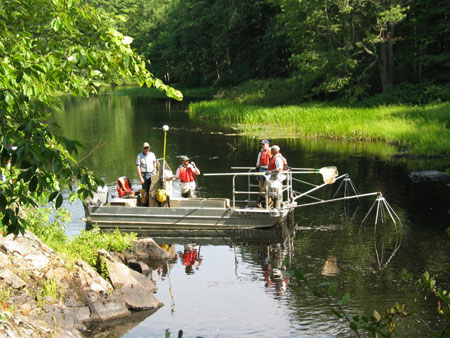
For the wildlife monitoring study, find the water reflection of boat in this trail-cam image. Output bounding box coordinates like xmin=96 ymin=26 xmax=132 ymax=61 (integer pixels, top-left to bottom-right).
xmin=149 ymin=220 xmax=297 ymax=247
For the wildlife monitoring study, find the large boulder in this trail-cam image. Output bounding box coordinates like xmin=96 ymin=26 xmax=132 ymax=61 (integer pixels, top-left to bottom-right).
xmin=131 ymin=238 xmax=172 ymax=260
xmin=99 ymin=250 xmax=162 ymax=311
xmin=408 ymin=170 xmax=450 ymax=183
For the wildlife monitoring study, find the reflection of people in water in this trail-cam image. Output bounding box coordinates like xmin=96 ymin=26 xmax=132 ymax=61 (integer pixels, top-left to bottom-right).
xmin=262 ymin=244 xmax=290 ymax=296
xmin=149 ymin=244 xmax=177 ymax=285
xmin=179 ymin=244 xmax=203 ymax=274
xmin=322 ymin=255 xmax=339 ymax=276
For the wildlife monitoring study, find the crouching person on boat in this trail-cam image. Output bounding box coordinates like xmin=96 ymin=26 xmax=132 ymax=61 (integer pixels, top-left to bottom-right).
xmin=136 ymin=142 xmax=157 ymax=205
xmin=264 ymin=145 xmax=288 ymax=209
xmin=175 ymin=156 xmax=200 ymax=198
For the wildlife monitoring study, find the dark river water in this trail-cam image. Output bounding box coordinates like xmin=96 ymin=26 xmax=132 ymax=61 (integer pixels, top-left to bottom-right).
xmin=54 ymin=90 xmax=450 ymax=337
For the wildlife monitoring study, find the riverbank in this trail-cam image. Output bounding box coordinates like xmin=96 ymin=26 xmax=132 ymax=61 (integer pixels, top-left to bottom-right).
xmin=0 ymin=228 xmax=174 ymax=337
xmin=189 ymin=100 xmax=450 ymax=157
xmin=110 ymin=84 xmax=450 ymax=157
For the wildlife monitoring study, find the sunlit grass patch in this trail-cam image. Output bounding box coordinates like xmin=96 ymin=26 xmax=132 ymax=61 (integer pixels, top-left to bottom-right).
xmin=189 ymin=100 xmax=450 ymax=156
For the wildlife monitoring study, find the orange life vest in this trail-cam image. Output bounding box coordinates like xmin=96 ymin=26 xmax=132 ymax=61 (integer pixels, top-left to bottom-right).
xmin=117 ymin=176 xmax=133 ymax=197
xmin=268 ymin=154 xmax=287 ymax=171
xmin=259 ymin=150 xmax=270 ymax=167
xmin=183 ymin=249 xmax=198 ymax=266
xmin=178 ymin=166 xmax=195 ymax=183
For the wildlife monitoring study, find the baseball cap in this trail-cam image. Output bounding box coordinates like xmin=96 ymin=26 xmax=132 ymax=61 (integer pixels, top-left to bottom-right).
xmin=261 ymin=139 xmax=269 ymax=144
xmin=143 ymin=142 xmax=150 ymax=148
xmin=271 ymin=145 xmax=280 ymax=151
xmin=181 ymin=156 xmax=190 ymax=161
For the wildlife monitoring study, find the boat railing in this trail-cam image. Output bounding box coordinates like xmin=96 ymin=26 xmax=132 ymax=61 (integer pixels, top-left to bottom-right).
xmin=205 ymin=168 xmax=295 ymax=210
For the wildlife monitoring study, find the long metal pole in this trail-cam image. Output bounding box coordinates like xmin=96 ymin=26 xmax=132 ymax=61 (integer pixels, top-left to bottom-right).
xmin=292 ymin=173 xmax=347 ymax=201
xmin=162 ymin=125 xmax=169 ymax=187
xmin=294 ymin=192 xmax=380 ymax=208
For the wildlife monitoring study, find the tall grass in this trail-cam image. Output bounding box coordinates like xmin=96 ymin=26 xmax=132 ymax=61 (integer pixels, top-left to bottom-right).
xmin=189 ymin=100 xmax=450 ymax=156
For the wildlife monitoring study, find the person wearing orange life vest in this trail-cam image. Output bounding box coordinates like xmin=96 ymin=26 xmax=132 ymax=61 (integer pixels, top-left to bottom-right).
xmin=175 ymin=156 xmax=201 ymax=198
xmin=265 ymin=145 xmax=288 ymax=209
xmin=267 ymin=145 xmax=287 ymax=174
xmin=256 ymin=139 xmax=270 ymax=205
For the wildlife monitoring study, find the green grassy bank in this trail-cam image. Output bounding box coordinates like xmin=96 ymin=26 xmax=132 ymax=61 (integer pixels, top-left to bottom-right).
xmin=189 ymin=100 xmax=450 ymax=156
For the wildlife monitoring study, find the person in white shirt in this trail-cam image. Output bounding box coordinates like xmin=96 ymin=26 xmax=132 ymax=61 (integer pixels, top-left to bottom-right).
xmin=136 ymin=142 xmax=157 ymax=195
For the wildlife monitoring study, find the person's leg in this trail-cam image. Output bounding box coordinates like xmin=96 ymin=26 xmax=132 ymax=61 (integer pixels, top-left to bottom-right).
xmin=188 ymin=187 xmax=196 ymax=198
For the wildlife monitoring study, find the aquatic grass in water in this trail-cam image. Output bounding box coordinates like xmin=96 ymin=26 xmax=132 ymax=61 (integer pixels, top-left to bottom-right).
xmin=189 ymin=101 xmax=450 ymax=155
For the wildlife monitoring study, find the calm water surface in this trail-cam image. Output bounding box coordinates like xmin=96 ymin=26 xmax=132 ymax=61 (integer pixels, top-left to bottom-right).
xmin=54 ymin=91 xmax=450 ymax=337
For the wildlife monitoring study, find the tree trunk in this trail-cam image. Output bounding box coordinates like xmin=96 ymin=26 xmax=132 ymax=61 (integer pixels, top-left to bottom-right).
xmin=378 ymin=23 xmax=395 ymax=93
xmin=378 ymin=43 xmax=391 ymax=92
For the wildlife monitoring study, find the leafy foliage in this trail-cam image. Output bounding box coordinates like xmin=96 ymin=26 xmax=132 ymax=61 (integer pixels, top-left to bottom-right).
xmin=92 ymin=0 xmax=450 ymax=100
xmin=0 ymin=0 xmax=181 ymax=235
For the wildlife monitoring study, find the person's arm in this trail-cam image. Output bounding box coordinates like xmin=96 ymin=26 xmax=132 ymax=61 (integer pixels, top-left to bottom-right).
xmin=189 ymin=162 xmax=200 ymax=175
xmin=256 ymin=152 xmax=261 ymax=168
xmin=136 ymin=155 xmax=144 ymax=184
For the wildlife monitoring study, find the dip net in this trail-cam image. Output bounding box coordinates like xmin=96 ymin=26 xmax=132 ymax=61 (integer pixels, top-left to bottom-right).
xmin=319 ymin=166 xmax=339 ymax=184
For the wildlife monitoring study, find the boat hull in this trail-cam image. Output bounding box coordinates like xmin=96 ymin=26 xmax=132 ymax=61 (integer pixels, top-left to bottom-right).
xmin=85 ymin=205 xmax=290 ymax=231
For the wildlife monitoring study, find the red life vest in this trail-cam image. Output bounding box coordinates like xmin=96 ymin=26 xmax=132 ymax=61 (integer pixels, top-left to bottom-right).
xmin=259 ymin=150 xmax=270 ymax=167
xmin=178 ymin=166 xmax=195 ymax=183
xmin=183 ymin=249 xmax=198 ymax=266
xmin=117 ymin=176 xmax=133 ymax=197
xmin=268 ymin=154 xmax=287 ymax=171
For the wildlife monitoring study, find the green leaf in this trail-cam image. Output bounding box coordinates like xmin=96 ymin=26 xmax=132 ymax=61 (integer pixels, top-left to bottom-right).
xmin=350 ymin=321 xmax=359 ymax=331
xmin=340 ymin=292 xmax=350 ymax=306
xmin=18 ymin=169 xmax=34 ymax=183
xmin=29 ymin=175 xmax=38 ymax=192
xmin=51 ymin=17 xmax=62 ymax=32
xmin=48 ymin=191 xmax=59 ymax=202
xmin=331 ymin=308 xmax=343 ymax=318
xmin=16 ymin=71 xmax=24 ymax=84
xmin=328 ymin=280 xmax=338 ymax=297
xmin=373 ymin=310 xmax=381 ymax=322
xmin=55 ymin=194 xmax=63 ymax=209
xmin=0 ymin=194 xmax=7 ymax=209
xmin=4 ymin=92 xmax=14 ymax=106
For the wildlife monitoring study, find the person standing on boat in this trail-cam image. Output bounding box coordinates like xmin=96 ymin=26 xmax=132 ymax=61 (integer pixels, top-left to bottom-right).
xmin=268 ymin=145 xmax=287 ymax=176
xmin=176 ymin=156 xmax=201 ymax=198
xmin=136 ymin=142 xmax=157 ymax=198
xmin=266 ymin=145 xmax=288 ymax=208
xmin=256 ymin=139 xmax=271 ymax=205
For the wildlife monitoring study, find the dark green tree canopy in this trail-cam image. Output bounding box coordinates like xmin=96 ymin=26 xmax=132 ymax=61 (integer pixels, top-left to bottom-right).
xmin=99 ymin=0 xmax=450 ymax=99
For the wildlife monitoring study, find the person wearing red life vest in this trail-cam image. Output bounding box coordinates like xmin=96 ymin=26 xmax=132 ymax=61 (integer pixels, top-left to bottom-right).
xmin=175 ymin=156 xmax=201 ymax=198
xmin=265 ymin=145 xmax=288 ymax=209
xmin=256 ymin=139 xmax=271 ymax=205
xmin=267 ymin=145 xmax=287 ymax=174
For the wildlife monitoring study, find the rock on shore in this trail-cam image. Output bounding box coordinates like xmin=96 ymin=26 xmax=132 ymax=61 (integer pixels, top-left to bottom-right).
xmin=0 ymin=231 xmax=167 ymax=337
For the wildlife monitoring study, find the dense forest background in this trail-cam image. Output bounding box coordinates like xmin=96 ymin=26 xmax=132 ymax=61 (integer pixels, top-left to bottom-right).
xmin=90 ymin=0 xmax=449 ymax=102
